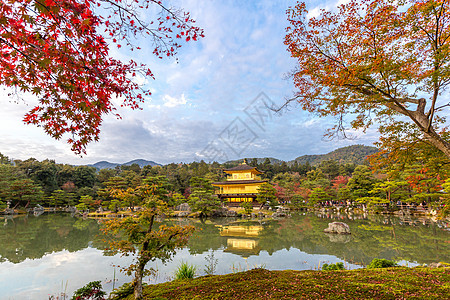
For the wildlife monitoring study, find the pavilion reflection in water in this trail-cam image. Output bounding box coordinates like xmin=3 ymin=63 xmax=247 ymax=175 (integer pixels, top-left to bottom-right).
xmin=216 ymin=224 xmax=263 ymax=258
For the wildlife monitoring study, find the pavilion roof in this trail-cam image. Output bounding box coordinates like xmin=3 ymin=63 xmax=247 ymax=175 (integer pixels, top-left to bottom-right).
xmin=212 ymin=180 xmax=267 ymax=185
xmin=224 ymin=164 xmax=263 ymax=173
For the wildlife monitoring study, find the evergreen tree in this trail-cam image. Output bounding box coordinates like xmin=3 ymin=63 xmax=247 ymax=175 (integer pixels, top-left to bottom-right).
xmin=188 ymin=177 xmax=220 ymax=218
xmin=256 ymin=183 xmax=278 ymax=210
xmin=308 ymin=187 xmax=331 ymax=207
xmin=250 ymin=158 xmax=259 ymax=168
xmin=348 ymin=165 xmax=376 ymax=198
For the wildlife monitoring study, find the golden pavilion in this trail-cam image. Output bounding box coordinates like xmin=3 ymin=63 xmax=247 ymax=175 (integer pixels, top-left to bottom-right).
xmin=212 ymin=161 xmax=266 ymax=205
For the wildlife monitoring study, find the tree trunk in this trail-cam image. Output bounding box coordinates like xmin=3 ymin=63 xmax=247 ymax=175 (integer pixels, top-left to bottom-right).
xmin=133 ymin=264 xmax=144 ymax=300
xmin=410 ymin=108 xmax=450 ymax=159
xmin=423 ymin=129 xmax=450 ymax=159
xmin=134 ymin=217 xmax=154 ymax=299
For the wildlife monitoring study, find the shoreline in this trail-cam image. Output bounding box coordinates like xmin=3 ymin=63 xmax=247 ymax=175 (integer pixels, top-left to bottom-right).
xmin=1 ymin=206 xmax=449 ymax=223
xmin=117 ymin=267 xmax=450 ymax=300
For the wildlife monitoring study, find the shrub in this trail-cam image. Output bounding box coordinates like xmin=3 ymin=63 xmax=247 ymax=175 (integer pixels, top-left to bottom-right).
xmin=174 ymin=261 xmax=196 ymax=280
xmin=240 ymin=201 xmax=253 ymax=214
xmin=367 ymin=258 xmax=397 ymax=269
xmin=109 ymin=282 xmax=134 ymax=300
xmin=322 ymin=262 xmax=345 ymax=271
xmin=75 ymin=203 xmax=88 ymax=212
xmin=71 ymin=281 xmax=106 ymax=300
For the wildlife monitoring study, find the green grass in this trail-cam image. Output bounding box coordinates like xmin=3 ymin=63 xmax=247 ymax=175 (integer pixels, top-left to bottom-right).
xmin=130 ymin=267 xmax=449 ymax=299
xmin=174 ymin=261 xmax=197 ymax=280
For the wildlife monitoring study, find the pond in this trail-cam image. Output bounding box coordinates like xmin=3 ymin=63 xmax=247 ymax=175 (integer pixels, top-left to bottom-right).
xmin=0 ymin=212 xmax=448 ymax=299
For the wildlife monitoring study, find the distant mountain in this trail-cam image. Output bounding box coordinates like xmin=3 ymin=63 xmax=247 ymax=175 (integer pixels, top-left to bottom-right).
xmin=90 ymin=161 xmax=118 ymax=170
xmin=224 ymin=145 xmax=378 ymax=167
xmin=290 ymin=145 xmax=378 ymax=166
xmin=123 ymin=159 xmax=161 ymax=168
xmin=89 ymin=159 xmax=161 ymax=170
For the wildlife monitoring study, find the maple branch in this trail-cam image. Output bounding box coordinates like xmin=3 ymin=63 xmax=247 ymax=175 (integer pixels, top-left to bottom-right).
xmin=3 ymin=1 xmax=110 ymax=105
xmin=0 ymin=35 xmax=59 ymax=84
xmin=435 ymin=102 xmax=450 ymax=111
xmin=435 ymin=2 xmax=445 ymax=45
xmin=427 ymin=89 xmax=439 ymax=133
xmin=156 ymin=232 xmax=180 ymax=251
xmin=33 ymin=0 xmax=93 ymax=66
xmin=362 ymin=19 xmax=396 ymax=99
xmin=414 ymin=23 xmax=437 ymax=50
xmin=146 ymin=214 xmax=155 ymax=234
xmin=101 ymin=0 xmax=166 ymax=34
xmin=326 ymin=112 xmax=354 ymax=140
xmin=309 ymin=36 xmax=348 ymax=70
xmin=99 ymin=0 xmax=200 ymax=55
xmin=273 ymin=95 xmax=299 ymax=112
xmin=396 ymin=97 xmax=421 ymax=105
xmin=345 ymin=75 xmax=398 ymax=105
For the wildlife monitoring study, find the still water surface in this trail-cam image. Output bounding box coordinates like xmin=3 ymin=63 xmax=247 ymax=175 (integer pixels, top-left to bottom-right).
xmin=0 ymin=212 xmax=448 ymax=299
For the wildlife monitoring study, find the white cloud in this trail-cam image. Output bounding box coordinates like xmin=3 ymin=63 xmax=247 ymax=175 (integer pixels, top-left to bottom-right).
xmin=307 ymin=7 xmax=324 ymax=19
xmin=306 ymin=0 xmax=351 ymax=19
xmin=337 ymin=0 xmax=351 ymax=6
xmin=294 ymin=118 xmax=321 ymax=128
xmin=162 ymin=93 xmax=188 ymax=107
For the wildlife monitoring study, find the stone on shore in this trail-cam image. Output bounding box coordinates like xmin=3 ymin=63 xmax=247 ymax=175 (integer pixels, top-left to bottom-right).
xmin=212 ymin=207 xmax=237 ymax=217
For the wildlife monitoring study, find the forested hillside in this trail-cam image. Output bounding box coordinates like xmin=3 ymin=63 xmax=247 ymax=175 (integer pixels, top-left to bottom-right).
xmin=225 ymin=145 xmax=378 ymax=167
xmin=292 ymin=145 xmax=378 ymax=166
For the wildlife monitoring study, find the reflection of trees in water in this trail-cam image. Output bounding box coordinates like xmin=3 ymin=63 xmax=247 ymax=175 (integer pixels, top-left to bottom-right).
xmin=186 ymin=214 xmax=449 ymax=265
xmin=274 ymin=214 xmax=448 ymax=265
xmin=0 ymin=213 xmax=100 ymax=263
xmin=1 ymin=213 xmax=448 ymax=265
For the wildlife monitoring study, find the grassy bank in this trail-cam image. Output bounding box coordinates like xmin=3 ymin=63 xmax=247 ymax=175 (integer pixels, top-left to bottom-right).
xmin=130 ymin=267 xmax=449 ymax=299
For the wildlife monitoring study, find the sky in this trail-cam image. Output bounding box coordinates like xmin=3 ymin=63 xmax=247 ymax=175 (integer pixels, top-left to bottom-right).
xmin=0 ymin=0 xmax=379 ymax=165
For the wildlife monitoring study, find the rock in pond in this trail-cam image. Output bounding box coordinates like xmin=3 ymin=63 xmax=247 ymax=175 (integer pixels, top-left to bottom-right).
xmin=323 ymin=222 xmax=351 ymax=234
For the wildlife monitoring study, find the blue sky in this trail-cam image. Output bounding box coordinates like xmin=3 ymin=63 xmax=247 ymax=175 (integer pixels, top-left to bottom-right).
xmin=0 ymin=0 xmax=378 ymax=165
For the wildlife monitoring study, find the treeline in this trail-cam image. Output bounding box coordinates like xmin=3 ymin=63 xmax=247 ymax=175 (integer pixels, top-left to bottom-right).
xmin=292 ymin=144 xmax=378 ymax=166
xmin=0 ymin=154 xmax=218 ymax=210
xmin=271 ymin=161 xmax=450 ymax=215
xmin=0 ymin=152 xmax=449 ymax=216
xmin=0 ymin=153 xmax=344 ymax=211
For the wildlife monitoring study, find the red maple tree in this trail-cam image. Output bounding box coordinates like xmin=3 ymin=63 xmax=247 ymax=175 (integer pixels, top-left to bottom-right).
xmin=0 ymin=0 xmax=203 ymax=154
